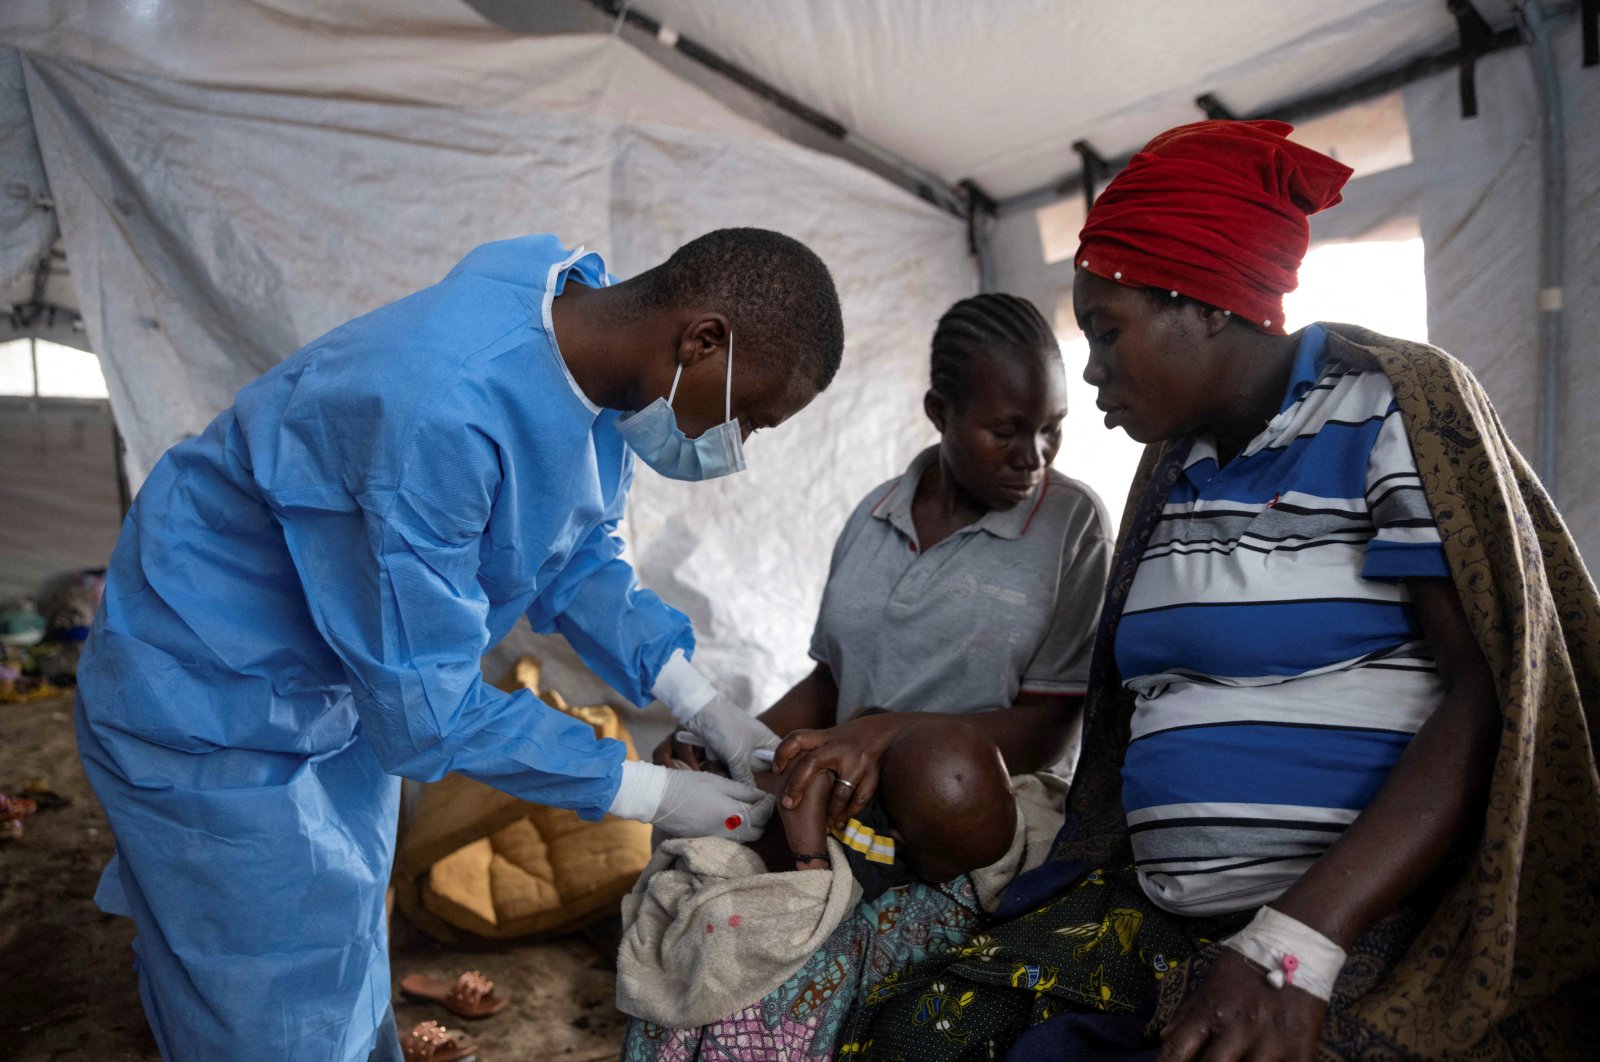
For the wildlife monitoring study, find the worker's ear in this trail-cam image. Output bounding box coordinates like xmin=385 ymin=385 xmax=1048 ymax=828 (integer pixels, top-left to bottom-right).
xmin=676 ymin=314 xmax=731 ymax=369
xmin=923 ymin=389 xmax=950 ymax=433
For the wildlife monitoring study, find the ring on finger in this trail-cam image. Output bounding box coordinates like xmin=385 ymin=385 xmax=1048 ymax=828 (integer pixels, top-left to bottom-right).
xmin=835 ymin=777 xmax=857 ymax=791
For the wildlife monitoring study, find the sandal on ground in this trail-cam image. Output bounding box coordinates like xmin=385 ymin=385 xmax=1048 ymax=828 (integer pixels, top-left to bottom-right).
xmin=0 ymin=794 xmax=36 ymax=841
xmin=399 ymin=970 xmax=508 ymax=1019
xmin=400 ymin=1019 xmax=479 ymax=1062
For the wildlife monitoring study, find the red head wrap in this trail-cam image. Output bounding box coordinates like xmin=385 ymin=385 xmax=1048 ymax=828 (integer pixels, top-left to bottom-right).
xmin=1073 ymin=120 xmax=1353 ymax=334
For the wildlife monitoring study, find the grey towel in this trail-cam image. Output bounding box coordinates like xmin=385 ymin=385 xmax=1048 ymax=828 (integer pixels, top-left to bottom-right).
xmin=617 ymin=835 xmax=862 ymax=1028
xmin=616 ymin=773 xmax=1068 ymax=1027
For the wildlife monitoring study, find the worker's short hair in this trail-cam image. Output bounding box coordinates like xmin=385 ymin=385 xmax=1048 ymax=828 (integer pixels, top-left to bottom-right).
xmin=633 ymin=228 xmax=845 ymax=392
xmin=930 ymin=293 xmax=1058 ymax=410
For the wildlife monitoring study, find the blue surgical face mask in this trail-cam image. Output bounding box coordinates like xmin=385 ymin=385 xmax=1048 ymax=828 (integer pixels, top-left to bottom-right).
xmin=616 ymin=332 xmax=748 ymax=481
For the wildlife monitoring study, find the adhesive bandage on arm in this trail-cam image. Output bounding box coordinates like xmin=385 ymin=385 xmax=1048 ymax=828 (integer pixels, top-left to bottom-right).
xmin=1221 ymin=906 xmax=1347 ymax=1002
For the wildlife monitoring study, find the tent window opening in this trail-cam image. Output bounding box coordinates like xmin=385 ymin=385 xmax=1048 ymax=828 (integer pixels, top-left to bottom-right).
xmin=1050 ymin=220 xmax=1428 ymax=513
xmin=1288 ymin=92 xmax=1413 ymax=181
xmin=1036 ymin=196 xmax=1087 ymax=266
xmin=1284 ymin=221 xmax=1428 ymax=342
xmin=0 ymin=337 xmax=111 ymax=399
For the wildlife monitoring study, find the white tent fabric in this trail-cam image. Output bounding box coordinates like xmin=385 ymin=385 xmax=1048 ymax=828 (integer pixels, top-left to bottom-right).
xmin=1401 ymin=29 xmax=1600 ymax=564
xmin=3 ymin=0 xmax=974 ymax=708
xmin=1 ymin=48 xmax=55 ymax=314
xmin=627 ymin=0 xmax=1463 ymax=199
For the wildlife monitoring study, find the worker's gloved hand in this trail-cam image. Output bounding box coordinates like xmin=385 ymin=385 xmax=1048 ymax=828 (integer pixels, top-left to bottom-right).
xmin=650 ymin=650 xmax=779 ymax=785
xmin=607 ymin=760 xmax=773 ymax=842
xmin=676 ymin=692 xmax=781 ymax=785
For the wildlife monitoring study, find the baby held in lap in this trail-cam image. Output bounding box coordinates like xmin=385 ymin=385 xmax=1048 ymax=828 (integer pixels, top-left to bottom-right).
xmin=619 ymin=718 xmax=1029 ymax=1030
xmin=705 ymin=716 xmax=1018 ymax=899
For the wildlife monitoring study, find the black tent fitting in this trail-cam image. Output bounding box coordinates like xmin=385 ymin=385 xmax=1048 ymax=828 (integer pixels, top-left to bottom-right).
xmin=1072 ymin=140 xmax=1111 ymax=214
xmin=1448 ymin=0 xmax=1496 ymax=117
xmin=958 ymin=179 xmax=997 ymax=224
xmin=958 ymin=180 xmax=999 ymax=290
xmin=1583 ymin=0 xmax=1598 ymax=67
xmin=1195 ymin=93 xmax=1238 ymax=120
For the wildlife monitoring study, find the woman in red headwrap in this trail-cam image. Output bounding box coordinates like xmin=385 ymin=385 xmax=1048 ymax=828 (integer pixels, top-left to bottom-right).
xmin=831 ymin=120 xmax=1600 ymax=1060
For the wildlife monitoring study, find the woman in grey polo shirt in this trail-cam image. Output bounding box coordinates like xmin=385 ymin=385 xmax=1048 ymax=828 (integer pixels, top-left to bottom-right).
xmin=657 ymin=293 xmax=1113 ymax=826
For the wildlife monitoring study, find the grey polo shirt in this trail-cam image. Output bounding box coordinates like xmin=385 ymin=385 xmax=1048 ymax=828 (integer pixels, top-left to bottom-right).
xmin=810 ymin=446 xmax=1112 ymax=721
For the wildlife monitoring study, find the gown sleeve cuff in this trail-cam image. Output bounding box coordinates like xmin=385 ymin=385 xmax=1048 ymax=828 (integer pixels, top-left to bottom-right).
xmin=650 ymin=649 xmax=717 ymax=723
xmin=607 ymin=759 xmax=669 ymax=822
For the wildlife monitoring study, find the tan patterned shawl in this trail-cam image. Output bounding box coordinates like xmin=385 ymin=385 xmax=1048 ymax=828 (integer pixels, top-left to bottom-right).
xmin=1049 ymin=324 xmax=1600 ymax=1058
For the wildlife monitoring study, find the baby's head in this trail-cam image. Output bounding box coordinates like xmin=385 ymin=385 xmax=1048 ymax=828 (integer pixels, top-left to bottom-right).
xmin=876 ymin=717 xmax=1016 ymax=882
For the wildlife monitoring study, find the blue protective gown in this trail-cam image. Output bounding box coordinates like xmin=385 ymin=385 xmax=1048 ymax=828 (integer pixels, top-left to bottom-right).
xmin=75 ymin=237 xmax=694 ymax=1060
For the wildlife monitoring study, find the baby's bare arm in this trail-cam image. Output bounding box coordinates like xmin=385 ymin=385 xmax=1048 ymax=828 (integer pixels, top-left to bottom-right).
xmin=748 ymin=768 xmax=832 ymax=872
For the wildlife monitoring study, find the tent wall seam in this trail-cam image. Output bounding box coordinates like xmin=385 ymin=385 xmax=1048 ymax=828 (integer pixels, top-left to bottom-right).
xmin=1518 ymin=0 xmax=1569 ymax=498
xmin=6 ymin=48 xmax=80 ymax=344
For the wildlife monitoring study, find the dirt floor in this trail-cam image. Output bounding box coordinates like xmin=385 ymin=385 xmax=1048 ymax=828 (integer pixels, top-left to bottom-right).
xmin=0 ymin=694 xmax=627 ymax=1061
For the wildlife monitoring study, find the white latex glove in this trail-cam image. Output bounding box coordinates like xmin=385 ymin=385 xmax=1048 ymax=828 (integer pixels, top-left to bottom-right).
xmin=607 ymin=760 xmax=773 ymax=842
xmin=678 ymin=693 xmax=781 ymax=786
xmin=650 ymin=651 xmax=780 ymax=785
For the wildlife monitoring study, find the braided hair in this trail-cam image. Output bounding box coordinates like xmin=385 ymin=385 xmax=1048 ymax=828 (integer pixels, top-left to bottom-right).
xmin=929 ymin=294 xmax=1058 ymax=409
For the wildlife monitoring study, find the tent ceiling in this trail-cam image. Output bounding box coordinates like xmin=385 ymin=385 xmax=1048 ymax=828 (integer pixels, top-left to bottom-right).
xmin=615 ymin=0 xmax=1494 ymax=202
xmin=2 ymin=0 xmax=1527 ymax=325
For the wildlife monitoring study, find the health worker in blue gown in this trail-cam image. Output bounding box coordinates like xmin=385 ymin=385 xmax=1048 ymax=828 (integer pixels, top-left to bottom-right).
xmin=74 ymin=228 xmax=846 ymax=1061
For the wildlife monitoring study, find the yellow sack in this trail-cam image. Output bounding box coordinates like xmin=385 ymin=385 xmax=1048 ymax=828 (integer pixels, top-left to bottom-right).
xmin=391 ymin=656 xmax=652 ymax=942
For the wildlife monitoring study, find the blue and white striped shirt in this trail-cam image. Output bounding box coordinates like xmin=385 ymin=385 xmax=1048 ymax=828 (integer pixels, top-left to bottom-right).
xmin=1117 ymin=325 xmax=1449 ymax=916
